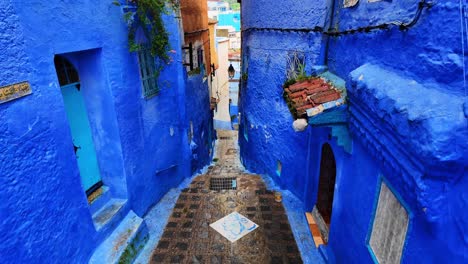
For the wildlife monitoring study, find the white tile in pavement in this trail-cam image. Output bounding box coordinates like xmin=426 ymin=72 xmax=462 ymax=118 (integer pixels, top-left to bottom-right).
xmin=210 ymin=212 xmax=258 ymax=242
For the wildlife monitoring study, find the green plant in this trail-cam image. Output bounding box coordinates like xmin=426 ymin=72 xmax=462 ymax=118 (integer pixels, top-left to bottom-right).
xmin=286 ymin=51 xmax=308 ymax=81
xmin=296 ymin=63 xmax=310 ymax=81
xmin=283 ymin=78 xmax=297 ymax=88
xmin=114 ymin=0 xmax=178 ymax=65
xmin=118 ymin=233 xmax=149 ymax=264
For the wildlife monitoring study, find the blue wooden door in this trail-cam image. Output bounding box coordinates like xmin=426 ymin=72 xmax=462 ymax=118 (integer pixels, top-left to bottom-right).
xmin=61 ymin=82 xmax=102 ymax=192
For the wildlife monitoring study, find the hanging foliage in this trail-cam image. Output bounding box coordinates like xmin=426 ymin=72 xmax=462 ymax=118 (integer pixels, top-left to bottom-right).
xmin=114 ymin=0 xmax=179 ymax=63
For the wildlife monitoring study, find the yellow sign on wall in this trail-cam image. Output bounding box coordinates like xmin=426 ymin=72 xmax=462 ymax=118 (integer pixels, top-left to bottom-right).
xmin=0 ymin=81 xmax=32 ymax=104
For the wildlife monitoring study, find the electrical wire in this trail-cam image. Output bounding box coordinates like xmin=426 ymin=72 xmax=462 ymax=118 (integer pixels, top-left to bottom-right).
xmin=242 ymin=0 xmax=434 ymax=37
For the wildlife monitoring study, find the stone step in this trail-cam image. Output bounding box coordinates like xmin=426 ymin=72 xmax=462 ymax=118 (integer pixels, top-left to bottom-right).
xmin=92 ymin=198 xmax=127 ymax=231
xmin=89 ymin=210 xmax=149 ymax=264
xmin=89 ymin=186 xmax=112 ymax=216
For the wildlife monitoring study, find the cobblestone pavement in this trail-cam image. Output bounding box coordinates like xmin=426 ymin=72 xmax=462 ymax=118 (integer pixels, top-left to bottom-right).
xmin=150 ymin=130 xmax=303 ymax=264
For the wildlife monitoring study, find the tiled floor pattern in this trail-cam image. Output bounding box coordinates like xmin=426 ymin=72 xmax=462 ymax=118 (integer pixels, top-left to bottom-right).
xmin=149 ymin=130 xmax=303 ymax=264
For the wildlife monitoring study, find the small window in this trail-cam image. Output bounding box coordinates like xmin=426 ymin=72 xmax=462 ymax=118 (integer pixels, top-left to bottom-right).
xmin=137 ymin=48 xmax=159 ymax=98
xmin=369 ymin=180 xmax=409 ymax=264
xmin=54 ymin=56 xmax=80 ymax=86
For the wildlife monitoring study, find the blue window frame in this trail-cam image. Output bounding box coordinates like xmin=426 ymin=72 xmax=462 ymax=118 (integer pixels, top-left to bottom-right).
xmin=137 ymin=48 xmax=159 ymax=98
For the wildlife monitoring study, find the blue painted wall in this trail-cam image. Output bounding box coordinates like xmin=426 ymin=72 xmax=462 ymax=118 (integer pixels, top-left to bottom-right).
xmin=186 ymin=74 xmax=215 ymax=173
xmin=241 ymin=0 xmax=467 ymax=263
xmin=0 ymin=1 xmax=213 ymax=262
xmin=239 ymin=0 xmax=329 ymax=201
xmin=325 ymin=1 xmax=467 ymax=263
xmin=327 ymin=1 xmax=464 ymax=94
xmin=218 ymin=12 xmax=241 ymax=32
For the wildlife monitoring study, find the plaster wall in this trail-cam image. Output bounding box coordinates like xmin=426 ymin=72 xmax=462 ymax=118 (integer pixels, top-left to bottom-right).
xmin=0 ymin=1 xmax=212 ymax=262
xmin=327 ymin=0 xmax=464 ymax=94
xmin=240 ymin=0 xmax=467 ymax=263
xmin=324 ymin=1 xmax=467 ymax=262
xmin=304 ymin=129 xmax=467 ymax=263
xmin=214 ymin=39 xmax=231 ymax=126
xmin=209 ymin=20 xmax=219 ymax=69
xmin=239 ymin=0 xmax=329 ymax=200
xmin=0 ymin=1 xmax=98 ymax=262
xmin=228 ymin=59 xmax=241 ymax=124
xmin=181 ymin=0 xmax=211 ymax=75
xmin=186 ymin=74 xmax=215 ymax=174
xmin=180 ymin=0 xmax=208 ymax=33
xmin=218 ymin=12 xmax=241 ymax=32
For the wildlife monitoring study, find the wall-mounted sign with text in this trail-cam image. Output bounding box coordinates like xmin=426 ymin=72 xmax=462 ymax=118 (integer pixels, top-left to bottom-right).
xmin=0 ymin=81 xmax=32 ymax=104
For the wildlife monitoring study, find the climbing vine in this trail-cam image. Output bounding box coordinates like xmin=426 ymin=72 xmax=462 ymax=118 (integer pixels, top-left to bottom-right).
xmin=114 ymin=0 xmax=179 ymax=63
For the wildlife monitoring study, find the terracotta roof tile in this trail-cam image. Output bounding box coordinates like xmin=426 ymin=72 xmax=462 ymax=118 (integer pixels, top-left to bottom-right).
xmin=283 ymin=78 xmax=344 ymax=117
xmin=289 ymin=81 xmax=312 ymax=92
xmin=305 ymin=84 xmax=330 ymax=95
xmin=312 ymin=91 xmax=341 ymax=105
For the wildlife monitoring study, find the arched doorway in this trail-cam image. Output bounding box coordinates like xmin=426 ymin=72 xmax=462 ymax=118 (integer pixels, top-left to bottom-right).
xmin=307 ymin=143 xmax=337 ymax=246
xmin=54 ymin=56 xmax=102 ymax=196
xmin=316 ymin=143 xmax=337 ymax=226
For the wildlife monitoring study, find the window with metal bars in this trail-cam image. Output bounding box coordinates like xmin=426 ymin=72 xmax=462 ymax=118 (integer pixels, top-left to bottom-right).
xmin=137 ymin=48 xmax=159 ymax=98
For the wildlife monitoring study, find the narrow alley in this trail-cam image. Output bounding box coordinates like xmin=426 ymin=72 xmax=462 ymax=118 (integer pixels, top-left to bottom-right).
xmin=147 ymin=130 xmax=309 ymax=263
xmin=1 ymin=0 xmax=467 ymax=263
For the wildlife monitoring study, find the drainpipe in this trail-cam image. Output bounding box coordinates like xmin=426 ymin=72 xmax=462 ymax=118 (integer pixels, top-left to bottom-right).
xmin=323 ymin=0 xmax=337 ymax=65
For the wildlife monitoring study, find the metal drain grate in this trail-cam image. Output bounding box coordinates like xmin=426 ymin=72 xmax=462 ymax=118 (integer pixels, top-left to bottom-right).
xmin=210 ymin=177 xmax=237 ymax=191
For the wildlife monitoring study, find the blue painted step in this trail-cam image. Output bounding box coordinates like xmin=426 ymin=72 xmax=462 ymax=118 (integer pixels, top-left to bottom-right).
xmin=92 ymin=198 xmax=127 ymax=231
xmin=89 ymin=210 xmax=149 ymax=264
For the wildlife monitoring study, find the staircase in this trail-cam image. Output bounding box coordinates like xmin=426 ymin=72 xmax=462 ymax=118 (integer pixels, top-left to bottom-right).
xmin=89 ymin=210 xmax=149 ymax=264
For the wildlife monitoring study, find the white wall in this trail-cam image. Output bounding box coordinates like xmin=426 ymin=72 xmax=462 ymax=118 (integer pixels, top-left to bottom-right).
xmin=212 ymin=39 xmax=230 ymax=123
xmin=228 ymin=59 xmax=241 ymax=105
